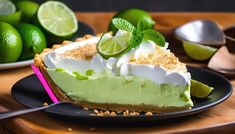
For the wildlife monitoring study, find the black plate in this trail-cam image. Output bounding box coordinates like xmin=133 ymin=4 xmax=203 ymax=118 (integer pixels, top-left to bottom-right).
xmin=72 ymin=21 xmax=95 ymax=40
xmin=11 ymin=66 xmax=232 ymax=123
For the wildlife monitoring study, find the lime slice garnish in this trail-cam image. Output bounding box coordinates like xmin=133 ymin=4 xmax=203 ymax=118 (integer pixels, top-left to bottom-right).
xmin=97 ymin=32 xmax=132 ymax=59
xmin=0 ymin=0 xmax=16 ymax=16
xmin=183 ymin=41 xmax=217 ymax=61
xmin=190 ymin=79 xmax=214 ymax=99
xmin=37 ymin=1 xmax=78 ymax=37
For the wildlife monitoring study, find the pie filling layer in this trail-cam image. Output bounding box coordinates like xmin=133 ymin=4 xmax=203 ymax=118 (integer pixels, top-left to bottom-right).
xmin=47 ymin=69 xmax=193 ymax=108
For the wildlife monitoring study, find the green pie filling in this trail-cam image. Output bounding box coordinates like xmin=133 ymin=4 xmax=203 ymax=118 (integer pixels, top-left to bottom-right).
xmin=47 ymin=69 xmax=193 ymax=108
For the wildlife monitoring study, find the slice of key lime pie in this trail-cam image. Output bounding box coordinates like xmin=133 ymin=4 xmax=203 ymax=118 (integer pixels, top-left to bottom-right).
xmin=34 ymin=18 xmax=193 ymax=113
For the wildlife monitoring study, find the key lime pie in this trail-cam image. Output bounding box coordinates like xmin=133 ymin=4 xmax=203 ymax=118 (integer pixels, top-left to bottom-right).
xmin=34 ymin=18 xmax=193 ymax=113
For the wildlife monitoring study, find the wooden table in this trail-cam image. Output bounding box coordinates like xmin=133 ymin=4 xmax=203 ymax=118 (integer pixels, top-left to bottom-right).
xmin=0 ymin=12 xmax=235 ymax=134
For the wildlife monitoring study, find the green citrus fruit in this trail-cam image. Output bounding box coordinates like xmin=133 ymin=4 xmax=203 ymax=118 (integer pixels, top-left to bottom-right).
xmin=191 ymin=79 xmax=214 ymax=99
xmin=0 ymin=21 xmax=22 ymax=63
xmin=97 ymin=32 xmax=132 ymax=59
xmin=16 ymin=23 xmax=46 ymax=60
xmin=0 ymin=0 xmax=16 ymax=16
xmin=16 ymin=0 xmax=39 ymax=22
xmin=0 ymin=10 xmax=21 ymax=25
xmin=108 ymin=8 xmax=155 ymax=33
xmin=37 ymin=1 xmax=78 ymax=44
xmin=183 ymin=41 xmax=217 ymax=61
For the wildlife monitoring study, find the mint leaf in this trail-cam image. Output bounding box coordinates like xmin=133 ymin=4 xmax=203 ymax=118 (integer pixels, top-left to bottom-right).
xmin=142 ymin=30 xmax=165 ymax=47
xmin=112 ymin=18 xmax=135 ymax=32
xmin=130 ymin=29 xmax=144 ymax=48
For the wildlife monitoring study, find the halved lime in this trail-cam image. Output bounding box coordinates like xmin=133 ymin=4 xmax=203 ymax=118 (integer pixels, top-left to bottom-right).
xmin=190 ymin=79 xmax=214 ymax=99
xmin=37 ymin=1 xmax=78 ymax=38
xmin=97 ymin=32 xmax=132 ymax=59
xmin=0 ymin=0 xmax=16 ymax=16
xmin=183 ymin=41 xmax=217 ymax=61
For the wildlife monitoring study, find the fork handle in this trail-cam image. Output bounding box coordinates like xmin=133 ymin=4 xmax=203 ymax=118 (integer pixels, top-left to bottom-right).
xmin=0 ymin=103 xmax=56 ymax=120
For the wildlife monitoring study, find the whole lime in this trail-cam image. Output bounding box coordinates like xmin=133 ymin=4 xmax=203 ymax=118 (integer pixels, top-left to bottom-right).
xmin=108 ymin=8 xmax=155 ymax=33
xmin=0 ymin=21 xmax=22 ymax=63
xmin=16 ymin=23 xmax=46 ymax=60
xmin=16 ymin=0 xmax=39 ymax=22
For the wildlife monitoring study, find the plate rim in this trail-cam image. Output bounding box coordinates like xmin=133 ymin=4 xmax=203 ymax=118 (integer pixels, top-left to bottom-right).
xmin=11 ymin=66 xmax=233 ymax=120
xmin=0 ymin=59 xmax=34 ymax=70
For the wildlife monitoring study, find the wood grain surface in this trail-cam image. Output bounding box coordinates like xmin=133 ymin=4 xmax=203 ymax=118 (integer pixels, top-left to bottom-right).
xmin=0 ymin=12 xmax=235 ymax=134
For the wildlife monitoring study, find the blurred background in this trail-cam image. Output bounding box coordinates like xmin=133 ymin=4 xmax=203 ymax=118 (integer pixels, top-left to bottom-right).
xmin=35 ymin=0 xmax=235 ymax=12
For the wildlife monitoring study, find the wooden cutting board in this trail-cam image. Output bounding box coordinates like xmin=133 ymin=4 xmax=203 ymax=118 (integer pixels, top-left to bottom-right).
xmin=0 ymin=12 xmax=235 ymax=134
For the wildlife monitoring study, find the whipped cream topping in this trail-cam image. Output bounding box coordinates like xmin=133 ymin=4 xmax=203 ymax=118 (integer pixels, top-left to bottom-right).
xmin=44 ymin=37 xmax=115 ymax=74
xmin=44 ymin=32 xmax=191 ymax=86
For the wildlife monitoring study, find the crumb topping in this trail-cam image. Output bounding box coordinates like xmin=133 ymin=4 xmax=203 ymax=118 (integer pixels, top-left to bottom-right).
xmin=129 ymin=46 xmax=187 ymax=73
xmin=66 ymin=128 xmax=72 ymax=132
xmin=43 ymin=102 xmax=48 ymax=107
xmin=62 ymin=44 xmax=97 ymax=60
xmin=89 ymin=109 xmax=154 ymax=116
xmin=90 ymin=128 xmax=96 ymax=132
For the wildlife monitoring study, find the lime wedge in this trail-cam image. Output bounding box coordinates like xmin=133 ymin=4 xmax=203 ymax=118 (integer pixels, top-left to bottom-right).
xmin=183 ymin=41 xmax=217 ymax=60
xmin=97 ymin=32 xmax=132 ymax=59
xmin=0 ymin=0 xmax=16 ymax=16
xmin=37 ymin=1 xmax=78 ymax=38
xmin=16 ymin=0 xmax=39 ymax=22
xmin=190 ymin=79 xmax=214 ymax=99
xmin=0 ymin=10 xmax=21 ymax=25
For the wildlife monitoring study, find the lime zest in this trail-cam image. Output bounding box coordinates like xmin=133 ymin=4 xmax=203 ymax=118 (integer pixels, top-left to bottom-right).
xmin=73 ymin=71 xmax=88 ymax=80
xmin=142 ymin=30 xmax=165 ymax=47
xmin=86 ymin=69 xmax=95 ymax=76
xmin=112 ymin=18 xmax=135 ymax=32
xmin=55 ymin=68 xmax=65 ymax=72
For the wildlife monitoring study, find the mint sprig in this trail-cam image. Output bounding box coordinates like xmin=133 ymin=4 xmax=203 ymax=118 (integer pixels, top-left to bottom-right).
xmin=112 ymin=18 xmax=165 ymax=48
xmin=130 ymin=29 xmax=144 ymax=48
xmin=142 ymin=30 xmax=166 ymax=47
xmin=137 ymin=19 xmax=150 ymax=31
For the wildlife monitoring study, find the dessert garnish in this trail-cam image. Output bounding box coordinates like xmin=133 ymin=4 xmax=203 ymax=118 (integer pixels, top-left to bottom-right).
xmin=97 ymin=18 xmax=165 ymax=58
